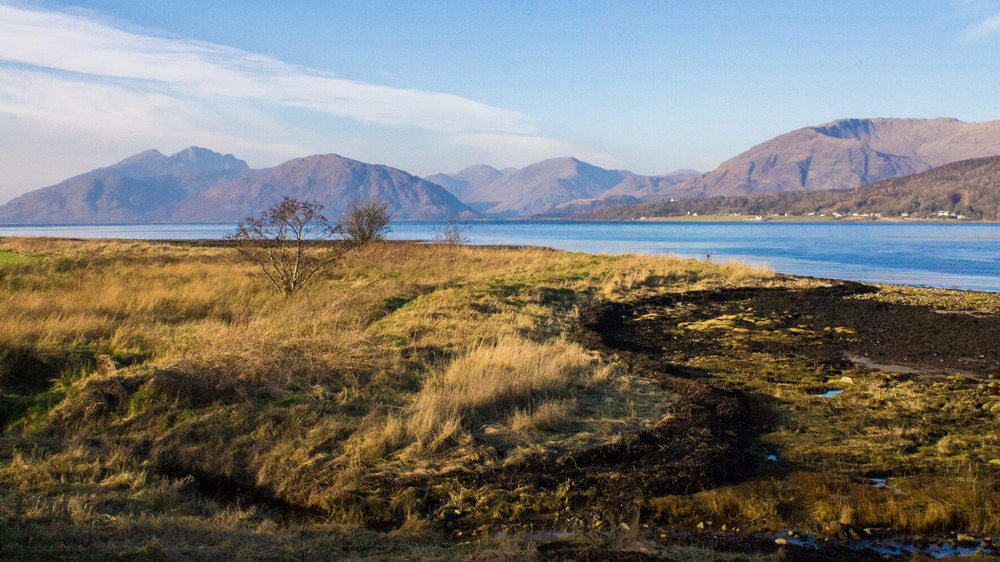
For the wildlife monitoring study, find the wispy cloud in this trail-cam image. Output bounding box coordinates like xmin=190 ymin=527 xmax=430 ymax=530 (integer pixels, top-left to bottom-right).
xmin=0 ymin=4 xmax=533 ymax=134
xmin=0 ymin=4 xmax=602 ymax=200
xmin=961 ymin=12 xmax=1000 ymax=40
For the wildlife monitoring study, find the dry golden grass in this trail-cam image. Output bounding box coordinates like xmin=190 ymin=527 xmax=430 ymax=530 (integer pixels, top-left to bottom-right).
xmin=1 ymin=236 xmax=779 ymax=558
xmin=509 ymin=398 xmax=577 ymax=433
xmin=6 ymin=236 xmax=998 ymax=558
xmin=405 ymin=338 xmax=608 ymax=449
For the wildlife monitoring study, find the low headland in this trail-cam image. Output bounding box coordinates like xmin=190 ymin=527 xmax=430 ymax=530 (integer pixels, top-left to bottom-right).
xmin=1 ymin=237 xmax=999 ymax=560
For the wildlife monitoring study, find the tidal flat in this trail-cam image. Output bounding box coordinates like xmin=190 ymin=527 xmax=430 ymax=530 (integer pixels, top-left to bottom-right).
xmin=0 ymin=237 xmax=998 ymax=560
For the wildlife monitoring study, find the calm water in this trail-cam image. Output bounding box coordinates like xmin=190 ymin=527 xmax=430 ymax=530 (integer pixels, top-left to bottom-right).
xmin=2 ymin=221 xmax=999 ymax=292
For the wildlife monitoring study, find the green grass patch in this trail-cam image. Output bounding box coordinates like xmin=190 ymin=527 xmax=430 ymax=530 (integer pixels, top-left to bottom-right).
xmin=0 ymin=250 xmax=39 ymax=264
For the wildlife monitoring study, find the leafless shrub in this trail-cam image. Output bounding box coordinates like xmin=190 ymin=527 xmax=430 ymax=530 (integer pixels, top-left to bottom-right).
xmin=432 ymin=216 xmax=468 ymax=245
xmin=338 ymin=198 xmax=392 ymax=245
xmin=227 ymin=197 xmax=340 ymax=295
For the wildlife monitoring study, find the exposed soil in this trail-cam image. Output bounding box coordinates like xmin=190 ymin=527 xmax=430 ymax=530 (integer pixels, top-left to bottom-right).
xmin=526 ymin=281 xmax=1000 ymax=559
xmin=618 ymin=281 xmax=1000 ymax=379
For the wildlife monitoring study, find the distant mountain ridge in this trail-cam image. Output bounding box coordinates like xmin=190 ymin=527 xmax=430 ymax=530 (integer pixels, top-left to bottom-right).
xmin=663 ymin=117 xmax=1000 ymax=199
xmin=4 ymin=116 xmax=1000 ymax=224
xmin=429 ymin=158 xmax=697 ymax=217
xmin=588 ymin=155 xmax=1000 ymax=221
xmin=0 ymin=148 xmax=474 ymax=224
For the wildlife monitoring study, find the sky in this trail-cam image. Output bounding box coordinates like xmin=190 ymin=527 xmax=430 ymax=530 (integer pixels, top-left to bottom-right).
xmin=2 ymin=1 xmax=1000 ymax=203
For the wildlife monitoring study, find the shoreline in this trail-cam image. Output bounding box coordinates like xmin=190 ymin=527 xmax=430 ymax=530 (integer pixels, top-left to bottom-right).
xmin=3 ymin=235 xmax=1000 ymax=293
xmin=621 ymin=214 xmax=996 ymax=223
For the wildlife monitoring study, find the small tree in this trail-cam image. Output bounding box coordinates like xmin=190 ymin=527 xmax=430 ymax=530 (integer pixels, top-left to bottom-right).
xmin=227 ymin=197 xmax=339 ymax=295
xmin=433 ymin=215 xmax=469 ymax=245
xmin=338 ymin=197 xmax=391 ymax=245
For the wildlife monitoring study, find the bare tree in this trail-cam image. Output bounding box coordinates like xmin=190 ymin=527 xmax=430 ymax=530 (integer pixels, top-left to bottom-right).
xmin=338 ymin=198 xmax=392 ymax=245
xmin=227 ymin=197 xmax=339 ymax=295
xmin=432 ymin=215 xmax=469 ymax=245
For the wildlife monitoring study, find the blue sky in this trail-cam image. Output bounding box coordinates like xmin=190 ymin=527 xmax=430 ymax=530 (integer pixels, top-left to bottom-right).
xmin=2 ymin=1 xmax=1000 ymax=202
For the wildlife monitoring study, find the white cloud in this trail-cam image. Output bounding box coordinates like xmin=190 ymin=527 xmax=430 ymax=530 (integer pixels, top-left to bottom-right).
xmin=0 ymin=4 xmax=534 ymax=134
xmin=0 ymin=3 xmax=605 ymax=200
xmin=961 ymin=12 xmax=1000 ymax=40
xmin=0 ymin=66 xmax=315 ymax=201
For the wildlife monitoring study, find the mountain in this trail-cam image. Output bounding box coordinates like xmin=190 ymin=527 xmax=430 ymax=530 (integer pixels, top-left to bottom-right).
xmin=0 ymin=147 xmax=251 ymax=224
xmin=543 ymin=170 xmax=699 ymax=217
xmin=466 ymin=157 xmax=630 ymax=217
xmin=429 ymin=159 xmax=698 ymax=217
xmin=425 ymin=164 xmax=504 ymax=200
xmin=600 ymin=170 xmax=700 ymax=200
xmin=180 ymin=154 xmax=474 ymax=221
xmin=663 ymin=117 xmax=1000 ymax=199
xmin=588 ymin=155 xmax=1000 ymax=221
xmin=0 ymin=149 xmax=474 ymax=224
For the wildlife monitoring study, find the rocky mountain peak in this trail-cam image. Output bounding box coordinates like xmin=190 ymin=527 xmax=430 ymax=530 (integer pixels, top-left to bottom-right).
xmin=171 ymin=146 xmax=249 ymax=171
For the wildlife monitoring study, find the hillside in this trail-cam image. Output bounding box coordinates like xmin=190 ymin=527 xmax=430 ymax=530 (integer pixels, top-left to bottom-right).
xmin=589 ymin=155 xmax=1000 ymax=220
xmin=0 ymin=149 xmax=474 ymax=223
xmin=661 ymin=117 xmax=1000 ymax=199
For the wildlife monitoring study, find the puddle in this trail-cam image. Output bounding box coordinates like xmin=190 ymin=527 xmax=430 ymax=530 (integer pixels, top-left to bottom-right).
xmin=842 ymin=351 xmax=980 ymax=380
xmin=771 ymin=532 xmax=994 ymax=558
xmin=811 ymin=389 xmax=843 ymax=398
xmin=842 ymin=351 xmax=927 ymax=375
xmin=934 ymin=309 xmax=995 ymax=319
xmin=765 ymin=454 xmax=777 ymax=461
xmin=870 ymin=478 xmax=905 ymax=495
xmin=529 ymin=530 xmax=574 ymax=540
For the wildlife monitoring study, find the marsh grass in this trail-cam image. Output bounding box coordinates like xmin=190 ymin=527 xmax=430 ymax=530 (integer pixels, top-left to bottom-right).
xmin=642 ymin=286 xmax=1000 ymax=537
xmin=0 ymin=237 xmax=776 ymax=558
xmin=404 ymin=338 xmax=605 ymax=449
xmin=9 ymin=237 xmax=994 ymax=557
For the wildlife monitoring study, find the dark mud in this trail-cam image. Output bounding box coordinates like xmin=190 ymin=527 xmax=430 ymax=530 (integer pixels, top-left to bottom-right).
xmin=530 ymin=281 xmax=1000 ymax=559
xmin=537 ymin=532 xmax=901 ymax=562
xmin=621 ymin=281 xmax=1000 ymax=380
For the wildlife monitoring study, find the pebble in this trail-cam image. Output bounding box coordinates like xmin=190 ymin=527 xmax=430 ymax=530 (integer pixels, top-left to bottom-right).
xmin=956 ymin=533 xmax=977 ymax=545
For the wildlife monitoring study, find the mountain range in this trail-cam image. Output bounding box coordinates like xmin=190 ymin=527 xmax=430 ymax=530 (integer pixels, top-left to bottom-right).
xmin=428 ymin=159 xmax=697 ymax=217
xmin=661 ymin=117 xmax=1000 ymax=199
xmin=1 ymin=117 xmax=999 ymax=224
xmin=589 ymin=155 xmax=1000 ymax=221
xmin=0 ymin=148 xmax=472 ymax=223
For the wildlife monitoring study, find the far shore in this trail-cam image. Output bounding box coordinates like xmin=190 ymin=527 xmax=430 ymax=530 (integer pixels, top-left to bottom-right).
xmin=617 ymin=214 xmax=994 ymax=223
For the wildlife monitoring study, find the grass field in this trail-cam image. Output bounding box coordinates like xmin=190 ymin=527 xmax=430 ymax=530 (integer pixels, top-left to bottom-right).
xmin=0 ymin=237 xmax=997 ymax=560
